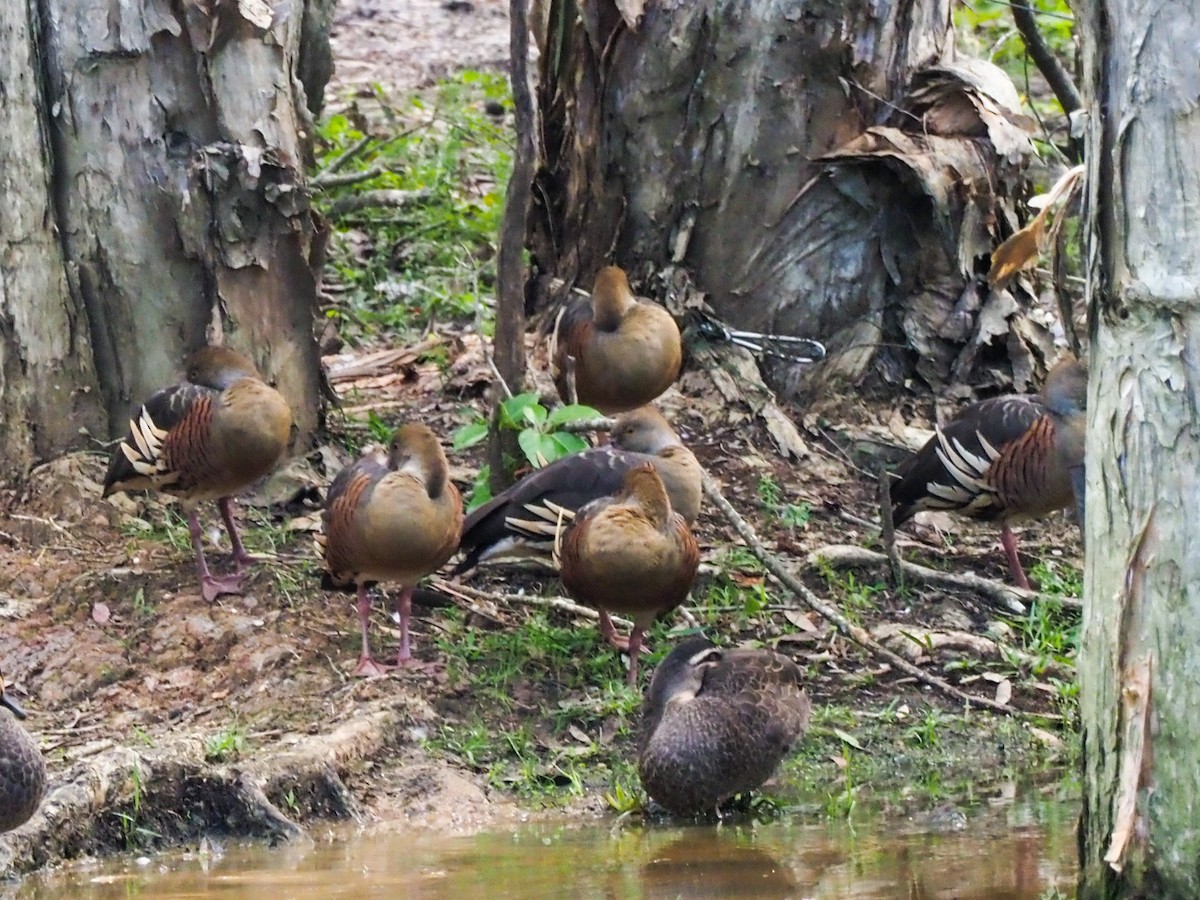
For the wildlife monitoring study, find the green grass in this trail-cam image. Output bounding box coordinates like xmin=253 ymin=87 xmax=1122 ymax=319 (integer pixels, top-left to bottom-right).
xmin=756 ymin=475 xmax=811 ymax=532
xmin=313 ymin=71 xmax=513 ymax=343
xmin=204 ymin=720 xmax=247 ymax=762
xmin=426 ymin=608 xmax=675 ymax=803
xmin=779 ymin=703 xmax=1074 ymax=820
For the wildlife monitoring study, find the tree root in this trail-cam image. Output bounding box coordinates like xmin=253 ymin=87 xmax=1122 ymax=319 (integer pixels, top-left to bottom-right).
xmin=0 ymin=696 xmax=433 ymax=877
xmin=811 ymin=543 xmax=1082 ymax=612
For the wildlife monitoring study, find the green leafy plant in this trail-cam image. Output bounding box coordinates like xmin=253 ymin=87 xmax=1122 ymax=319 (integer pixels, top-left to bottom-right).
xmin=453 ymin=393 xmax=600 ymax=477
xmin=604 ymin=780 xmax=644 ymax=814
xmin=204 ymin=722 xmax=247 ymax=762
xmin=757 ymin=474 xmax=811 ymax=531
xmin=952 ymin=0 xmax=1075 ymax=90
xmin=113 ymin=764 xmax=161 ymax=849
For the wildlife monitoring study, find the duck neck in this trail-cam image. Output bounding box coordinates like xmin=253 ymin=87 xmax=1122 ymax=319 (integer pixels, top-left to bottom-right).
xmin=633 ymin=482 xmax=671 ymax=530
xmin=394 ymin=443 xmax=449 ymax=499
xmin=592 ymin=271 xmax=636 ymax=330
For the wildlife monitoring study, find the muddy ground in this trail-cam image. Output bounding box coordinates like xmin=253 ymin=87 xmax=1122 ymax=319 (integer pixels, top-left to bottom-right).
xmin=0 ymin=0 xmax=1081 ymax=878
xmin=0 ymin=330 xmax=1082 ymax=876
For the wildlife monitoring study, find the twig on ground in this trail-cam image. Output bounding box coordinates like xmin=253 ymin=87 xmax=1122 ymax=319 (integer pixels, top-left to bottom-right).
xmin=810 ymin=544 xmax=1081 ymax=612
xmin=317 ymin=135 xmax=372 ymax=177
xmin=876 ymin=469 xmax=903 ymax=588
xmin=311 ymin=165 xmax=394 ymax=189
xmin=427 ymin=578 xmax=511 ymax=627
xmin=701 ymin=471 xmax=1024 ymax=716
xmin=434 ymin=578 xmax=634 ymax=630
xmin=836 ymin=509 xmax=880 ymax=531
xmin=325 ymin=189 xmax=432 ymax=217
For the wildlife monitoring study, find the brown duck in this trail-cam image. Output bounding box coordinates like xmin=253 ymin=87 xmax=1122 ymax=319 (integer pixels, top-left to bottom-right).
xmin=551 ymin=266 xmax=683 ymax=414
xmin=452 ymin=406 xmax=702 ymax=574
xmin=638 ymin=636 xmax=812 ymax=815
xmin=0 ymin=674 xmax=46 ymax=832
xmin=558 ymin=464 xmax=700 ymax=684
xmin=103 ymin=346 xmax=293 ymax=602
xmin=318 ymin=424 xmax=463 ymax=676
xmin=890 ymin=357 xmax=1087 ymax=588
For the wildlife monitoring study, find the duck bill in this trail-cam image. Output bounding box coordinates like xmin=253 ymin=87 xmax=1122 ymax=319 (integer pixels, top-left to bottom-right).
xmin=0 ymin=690 xmax=28 ymax=720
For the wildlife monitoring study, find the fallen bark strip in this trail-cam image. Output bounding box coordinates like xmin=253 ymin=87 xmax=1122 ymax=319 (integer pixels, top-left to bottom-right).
xmin=700 ymin=471 xmax=1023 ymax=716
xmin=810 ymin=544 xmax=1082 ymax=612
xmin=0 ymin=696 xmax=434 ymax=877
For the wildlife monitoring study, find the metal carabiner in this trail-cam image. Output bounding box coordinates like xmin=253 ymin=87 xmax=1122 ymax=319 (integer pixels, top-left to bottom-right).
xmin=691 ymin=311 xmax=826 ymax=364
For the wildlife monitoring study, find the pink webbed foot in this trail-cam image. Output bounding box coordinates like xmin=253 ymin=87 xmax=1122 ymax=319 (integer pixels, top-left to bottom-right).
xmin=218 ymin=497 xmax=258 ymax=572
xmin=598 ymin=610 xmax=632 ymax=651
xmin=352 ymin=655 xmax=392 ymax=678
xmin=200 ymin=573 xmax=246 ymax=603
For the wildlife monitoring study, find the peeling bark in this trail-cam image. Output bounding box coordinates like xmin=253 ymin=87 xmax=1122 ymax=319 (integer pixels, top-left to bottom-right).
xmin=0 ymin=0 xmax=332 ymax=482
xmin=0 ymin=1 xmax=106 ymax=478
xmin=531 ymin=0 xmax=1054 ymax=398
xmin=1078 ymin=1 xmax=1200 ymax=895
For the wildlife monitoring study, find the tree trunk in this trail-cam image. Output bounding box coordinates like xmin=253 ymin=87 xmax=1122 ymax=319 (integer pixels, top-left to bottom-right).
xmin=490 ymin=0 xmax=535 ymax=491
xmin=530 ymin=0 xmax=1059 ymax=396
xmin=0 ymin=0 xmax=332 ymax=482
xmin=0 ymin=2 xmax=106 ymax=476
xmin=1077 ymin=2 xmax=1200 ymax=896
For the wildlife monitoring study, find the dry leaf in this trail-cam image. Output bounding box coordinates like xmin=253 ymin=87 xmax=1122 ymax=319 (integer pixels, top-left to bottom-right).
xmin=730 ymin=572 xmax=764 ymax=587
xmin=994 ymin=679 xmax=1013 ymax=705
xmin=567 ymin=725 xmax=591 ymax=745
xmin=783 ymin=609 xmax=819 ymax=632
xmin=988 ymin=213 xmax=1047 ymax=288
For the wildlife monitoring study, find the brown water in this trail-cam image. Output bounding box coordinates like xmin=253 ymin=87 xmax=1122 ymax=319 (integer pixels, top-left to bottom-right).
xmin=14 ymin=799 xmax=1075 ymax=899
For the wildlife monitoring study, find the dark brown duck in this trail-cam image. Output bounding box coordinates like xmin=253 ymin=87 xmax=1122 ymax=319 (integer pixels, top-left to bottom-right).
xmin=638 ymin=636 xmax=811 ymax=816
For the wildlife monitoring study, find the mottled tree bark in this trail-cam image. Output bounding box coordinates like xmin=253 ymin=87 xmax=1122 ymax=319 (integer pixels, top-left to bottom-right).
xmin=490 ymin=0 xmax=535 ymax=490
xmin=531 ymin=0 xmax=1055 ymax=395
xmin=0 ymin=0 xmax=332 ymax=482
xmin=0 ymin=1 xmax=106 ymax=476
xmin=1077 ymin=1 xmax=1200 ymax=896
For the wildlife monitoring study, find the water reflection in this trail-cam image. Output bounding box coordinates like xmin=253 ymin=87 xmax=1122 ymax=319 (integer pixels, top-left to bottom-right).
xmin=13 ymin=798 xmax=1075 ymax=899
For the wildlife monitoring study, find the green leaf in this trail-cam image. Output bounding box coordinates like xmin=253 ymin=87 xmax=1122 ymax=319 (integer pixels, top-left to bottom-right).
xmin=500 ymin=392 xmax=541 ymax=430
xmin=522 ymin=402 xmax=548 ymax=429
xmin=464 ymin=466 xmax=493 ymax=513
xmin=452 ymin=420 xmax=490 ymax=450
xmin=365 ymin=411 xmax=391 ymax=443
xmin=549 ymin=432 xmax=588 ymax=456
xmin=518 ymin=430 xmax=559 ymax=468
xmin=834 ymin=728 xmax=865 ymax=751
xmin=546 ymin=404 xmax=602 ymax=428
